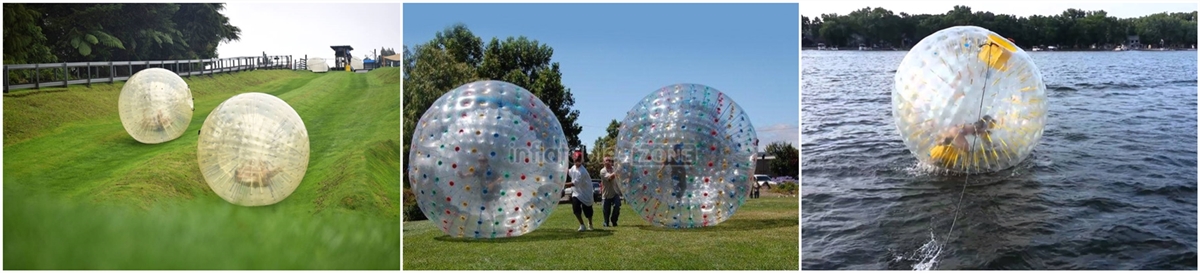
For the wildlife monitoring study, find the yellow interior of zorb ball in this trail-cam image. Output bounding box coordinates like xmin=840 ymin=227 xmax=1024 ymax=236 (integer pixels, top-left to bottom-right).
xmin=892 ymin=26 xmax=1047 ymax=174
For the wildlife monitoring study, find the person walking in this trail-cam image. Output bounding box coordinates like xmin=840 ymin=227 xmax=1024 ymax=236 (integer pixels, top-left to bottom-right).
xmin=567 ymin=151 xmax=595 ymax=231
xmin=599 ymin=157 xmax=622 ymax=227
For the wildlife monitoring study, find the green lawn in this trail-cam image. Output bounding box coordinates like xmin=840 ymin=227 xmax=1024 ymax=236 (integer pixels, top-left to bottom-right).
xmin=402 ymin=196 xmax=799 ymax=270
xmin=3 ymin=68 xmax=401 ymax=269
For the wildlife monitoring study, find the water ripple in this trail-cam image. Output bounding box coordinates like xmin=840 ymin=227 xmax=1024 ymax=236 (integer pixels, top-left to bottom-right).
xmin=802 ymin=51 xmax=1198 ymax=270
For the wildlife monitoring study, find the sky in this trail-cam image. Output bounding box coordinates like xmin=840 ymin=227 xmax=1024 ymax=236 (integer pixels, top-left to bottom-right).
xmin=801 ymin=1 xmax=1197 ymax=18
xmin=217 ymin=3 xmax=402 ymax=65
xmin=404 ymin=3 xmax=801 ymax=152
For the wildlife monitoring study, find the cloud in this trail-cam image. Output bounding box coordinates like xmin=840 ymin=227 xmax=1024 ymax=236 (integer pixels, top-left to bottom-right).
xmin=756 ymin=123 xmax=799 ymax=149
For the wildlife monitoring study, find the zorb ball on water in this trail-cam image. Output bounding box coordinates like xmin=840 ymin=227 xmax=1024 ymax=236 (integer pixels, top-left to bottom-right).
xmin=615 ymin=84 xmax=757 ymax=228
xmin=197 ymin=93 xmax=309 ymax=206
xmin=407 ymin=80 xmax=569 ymax=238
xmin=893 ymin=26 xmax=1048 ymax=173
xmin=118 ymin=68 xmax=194 ymax=144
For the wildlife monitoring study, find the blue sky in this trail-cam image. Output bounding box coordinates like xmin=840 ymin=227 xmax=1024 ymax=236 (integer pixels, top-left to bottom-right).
xmin=403 ymin=3 xmax=800 ymax=152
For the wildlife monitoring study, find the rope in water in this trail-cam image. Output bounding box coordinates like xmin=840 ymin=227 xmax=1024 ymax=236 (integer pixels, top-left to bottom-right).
xmin=939 ymin=40 xmax=995 ymax=268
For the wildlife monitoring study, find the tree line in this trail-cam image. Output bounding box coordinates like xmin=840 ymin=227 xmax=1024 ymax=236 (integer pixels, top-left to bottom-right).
xmin=3 ymin=3 xmax=242 ymax=65
xmin=803 ymin=6 xmax=1198 ymax=50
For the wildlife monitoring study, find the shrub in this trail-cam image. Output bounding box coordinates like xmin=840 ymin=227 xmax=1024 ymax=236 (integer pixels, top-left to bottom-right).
xmin=770 ymin=182 xmax=797 ymax=195
xmin=402 ymin=188 xmax=426 ymax=222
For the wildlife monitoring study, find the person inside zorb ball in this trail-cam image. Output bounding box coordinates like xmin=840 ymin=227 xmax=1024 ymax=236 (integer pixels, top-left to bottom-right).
xmin=407 ymin=80 xmax=569 ymax=238
xmin=197 ymin=93 xmax=309 ymax=207
xmin=615 ymin=83 xmax=758 ymax=229
xmin=893 ymin=26 xmax=1048 ymax=174
xmin=118 ymin=68 xmax=194 ymax=144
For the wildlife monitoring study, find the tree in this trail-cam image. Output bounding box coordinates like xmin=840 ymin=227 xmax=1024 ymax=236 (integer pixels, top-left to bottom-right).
xmin=764 ymin=142 xmax=798 ymax=178
xmin=585 ymin=120 xmax=621 ymax=176
xmin=3 ymin=4 xmax=57 ymax=64
xmin=174 ymin=4 xmax=242 ymax=59
xmin=433 ymin=24 xmax=484 ymax=67
xmin=9 ymin=3 xmax=240 ymax=63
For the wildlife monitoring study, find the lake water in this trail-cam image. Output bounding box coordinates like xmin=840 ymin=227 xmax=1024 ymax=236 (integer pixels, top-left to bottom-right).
xmin=801 ymin=50 xmax=1198 ymax=270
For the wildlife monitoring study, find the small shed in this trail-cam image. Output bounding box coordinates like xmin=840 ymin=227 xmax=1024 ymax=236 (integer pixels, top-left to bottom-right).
xmin=330 ymin=45 xmax=354 ymax=70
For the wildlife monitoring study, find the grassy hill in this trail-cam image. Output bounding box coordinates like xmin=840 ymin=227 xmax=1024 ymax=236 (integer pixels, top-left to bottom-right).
xmin=3 ymin=68 xmax=400 ymax=269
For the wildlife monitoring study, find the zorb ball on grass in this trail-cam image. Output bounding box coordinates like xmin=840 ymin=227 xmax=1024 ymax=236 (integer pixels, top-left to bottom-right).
xmin=615 ymin=84 xmax=758 ymax=229
xmin=893 ymin=26 xmax=1048 ymax=174
xmin=407 ymin=80 xmax=569 ymax=238
xmin=118 ymin=68 xmax=194 ymax=144
xmin=197 ymin=93 xmax=309 ymax=206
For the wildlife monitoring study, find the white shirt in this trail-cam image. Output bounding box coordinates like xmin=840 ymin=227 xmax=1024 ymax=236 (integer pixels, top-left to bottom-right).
xmin=569 ymin=165 xmax=594 ymax=206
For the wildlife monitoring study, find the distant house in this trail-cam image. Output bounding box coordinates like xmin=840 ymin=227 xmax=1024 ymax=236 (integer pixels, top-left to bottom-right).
xmin=754 ymin=154 xmax=777 ymax=176
xmin=1127 ymin=35 xmax=1142 ymax=49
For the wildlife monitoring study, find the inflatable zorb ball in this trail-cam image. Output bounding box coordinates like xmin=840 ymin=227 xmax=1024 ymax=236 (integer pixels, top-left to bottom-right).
xmin=893 ymin=26 xmax=1048 ymax=174
xmin=197 ymin=93 xmax=309 ymax=206
xmin=408 ymin=80 xmax=569 ymax=238
xmin=118 ymin=68 xmax=194 ymax=144
xmin=615 ymin=84 xmax=758 ymax=228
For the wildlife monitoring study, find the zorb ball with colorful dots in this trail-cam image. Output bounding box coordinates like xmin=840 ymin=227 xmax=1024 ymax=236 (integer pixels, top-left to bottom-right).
xmin=615 ymin=84 xmax=758 ymax=229
xmin=118 ymin=68 xmax=194 ymax=144
xmin=893 ymin=26 xmax=1048 ymax=174
xmin=407 ymin=80 xmax=569 ymax=238
xmin=197 ymin=93 xmax=310 ymax=206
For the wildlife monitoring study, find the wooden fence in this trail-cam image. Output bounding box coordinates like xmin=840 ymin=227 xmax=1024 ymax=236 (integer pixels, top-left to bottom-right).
xmin=2 ymin=55 xmax=295 ymax=93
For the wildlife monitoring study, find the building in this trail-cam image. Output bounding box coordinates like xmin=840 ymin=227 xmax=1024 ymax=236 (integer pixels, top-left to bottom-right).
xmin=1126 ymin=35 xmax=1142 ymax=49
xmin=754 ymin=154 xmax=777 ymax=176
xmin=330 ymin=45 xmax=354 ymax=70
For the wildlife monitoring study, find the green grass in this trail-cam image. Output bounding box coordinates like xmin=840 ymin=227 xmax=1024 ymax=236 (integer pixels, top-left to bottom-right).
xmin=3 ymin=68 xmax=401 ymax=269
xmin=402 ymin=196 xmax=799 ymax=270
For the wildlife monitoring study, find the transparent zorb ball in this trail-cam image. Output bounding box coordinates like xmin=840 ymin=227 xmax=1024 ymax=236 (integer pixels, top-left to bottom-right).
xmin=615 ymin=83 xmax=758 ymax=228
xmin=118 ymin=68 xmax=194 ymax=144
xmin=893 ymin=26 xmax=1048 ymax=173
xmin=407 ymin=80 xmax=569 ymax=238
xmin=197 ymin=93 xmax=309 ymax=206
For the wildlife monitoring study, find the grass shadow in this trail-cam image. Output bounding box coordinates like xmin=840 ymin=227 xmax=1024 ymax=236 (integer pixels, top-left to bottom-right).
xmin=636 ymin=216 xmax=799 ymax=232
xmin=432 ymin=228 xmax=614 ymax=243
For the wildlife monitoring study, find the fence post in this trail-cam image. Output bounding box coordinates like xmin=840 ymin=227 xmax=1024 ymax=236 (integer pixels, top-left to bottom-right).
xmin=109 ymin=61 xmax=114 ymax=84
xmin=86 ymin=63 xmax=92 ymax=87
xmin=34 ymin=63 xmax=40 ymax=89
xmin=4 ymin=65 xmax=9 ymax=93
xmin=62 ymin=62 xmax=68 ymax=88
